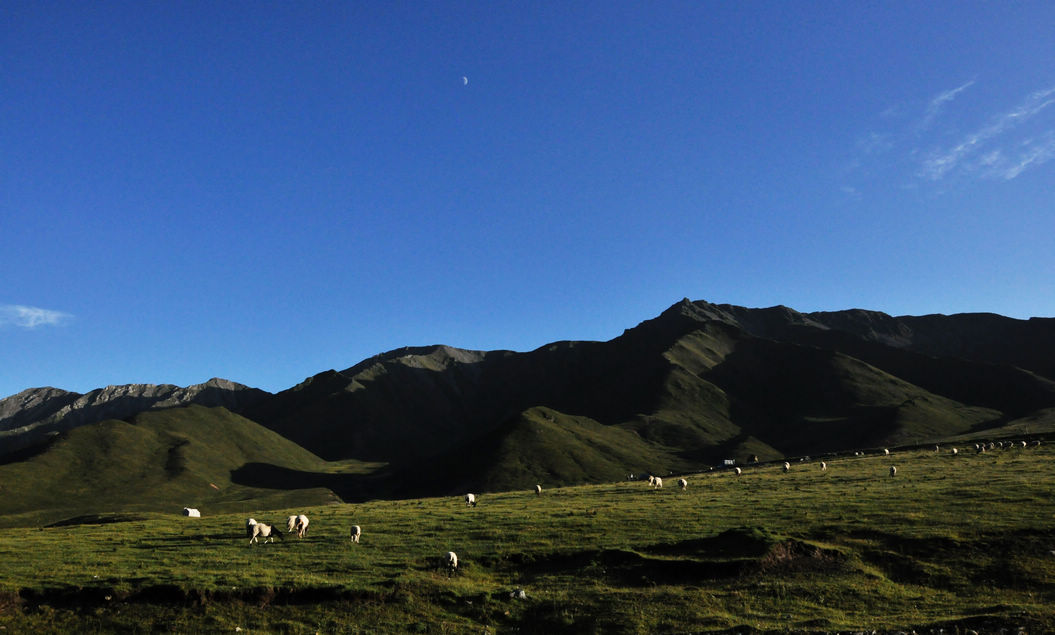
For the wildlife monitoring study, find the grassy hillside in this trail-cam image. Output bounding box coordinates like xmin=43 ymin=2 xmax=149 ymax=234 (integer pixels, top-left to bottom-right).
xmin=0 ymin=406 xmax=381 ymax=527
xmin=1 ymin=443 xmax=1054 ymax=633
xmin=399 ymin=406 xmax=686 ymax=495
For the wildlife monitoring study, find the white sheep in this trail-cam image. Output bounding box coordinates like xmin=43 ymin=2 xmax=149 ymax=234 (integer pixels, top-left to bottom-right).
xmin=677 ymin=478 xmax=687 ymax=489
xmin=535 ymin=484 xmax=542 ymax=496
xmin=951 ymin=447 xmax=958 ymax=455
xmin=350 ymin=525 xmax=361 ymax=544
xmin=653 ymin=476 xmax=663 ymax=488
xmin=783 ymin=462 xmax=791 ymax=473
xmin=889 ymin=466 xmax=897 ymax=477
xmin=820 ymin=461 xmax=827 ymax=471
xmin=464 ymin=493 xmax=477 ymax=507
xmin=734 ymin=467 xmax=742 ymax=476
xmin=883 ymin=448 xmax=890 ymax=456
xmin=286 ymin=514 xmax=309 ymax=537
xmin=446 ymin=551 xmax=458 ymax=576
xmin=182 ymin=508 xmax=201 ymax=518
xmin=249 ymin=522 xmax=282 ymax=544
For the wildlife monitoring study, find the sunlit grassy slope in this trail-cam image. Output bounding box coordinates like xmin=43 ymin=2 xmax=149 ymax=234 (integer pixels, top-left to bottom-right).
xmin=1 ymin=443 xmax=1053 ymax=633
xmin=0 ymin=405 xmax=381 ymax=527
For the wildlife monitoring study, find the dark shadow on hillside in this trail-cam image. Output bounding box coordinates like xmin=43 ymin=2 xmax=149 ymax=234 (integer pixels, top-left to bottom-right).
xmin=230 ymin=462 xmax=401 ymax=502
xmin=781 ymin=324 xmax=1055 ymax=416
xmin=0 ymin=433 xmax=61 ymax=465
xmin=46 ymin=513 xmax=152 ymax=527
xmin=702 ymin=342 xmax=899 ymax=454
xmin=497 ymin=527 xmax=848 ymax=587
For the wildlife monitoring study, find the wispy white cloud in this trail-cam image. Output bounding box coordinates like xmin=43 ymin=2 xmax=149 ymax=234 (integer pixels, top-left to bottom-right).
xmin=919 ymin=85 xmax=1055 ymax=181
xmin=919 ymin=80 xmax=975 ymax=130
xmin=0 ymin=305 xmax=73 ymax=328
xmin=989 ymin=131 xmax=1055 ymax=180
xmin=843 ymin=81 xmax=1055 ymax=197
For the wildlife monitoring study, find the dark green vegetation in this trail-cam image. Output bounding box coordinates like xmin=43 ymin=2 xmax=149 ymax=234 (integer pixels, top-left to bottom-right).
xmin=2 ymin=447 xmax=1054 ymax=633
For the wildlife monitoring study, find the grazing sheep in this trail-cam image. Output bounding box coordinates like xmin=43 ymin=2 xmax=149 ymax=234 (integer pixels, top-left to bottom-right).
xmin=951 ymin=448 xmax=958 ymax=455
xmin=783 ymin=462 xmax=791 ymax=473
xmin=182 ymin=508 xmax=201 ymax=518
xmin=245 ymin=518 xmax=258 ymax=538
xmin=446 ymin=551 xmax=458 ymax=576
xmin=1033 ymin=440 xmax=1042 ymax=447
xmin=249 ymin=522 xmax=282 ymax=544
xmin=677 ymin=478 xmax=687 ymax=489
xmin=464 ymin=493 xmax=477 ymax=507
xmin=295 ymin=514 xmax=309 ymax=538
xmin=653 ymin=477 xmax=663 ymax=489
xmin=820 ymin=461 xmax=827 ymax=471
xmin=350 ymin=525 xmax=361 ymax=544
xmin=535 ymin=484 xmax=542 ymax=496
xmin=889 ymin=466 xmax=897 ymax=477
xmin=734 ymin=467 xmax=742 ymax=476
xmin=883 ymin=448 xmax=890 ymax=456
xmin=934 ymin=444 xmax=940 ymax=452
xmin=1021 ymin=440 xmax=1028 ymax=448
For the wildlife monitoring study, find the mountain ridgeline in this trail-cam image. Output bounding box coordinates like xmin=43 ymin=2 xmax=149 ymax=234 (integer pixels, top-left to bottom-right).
xmin=3 ymin=299 xmax=1055 ymax=515
xmin=242 ymin=300 xmax=1055 ymax=483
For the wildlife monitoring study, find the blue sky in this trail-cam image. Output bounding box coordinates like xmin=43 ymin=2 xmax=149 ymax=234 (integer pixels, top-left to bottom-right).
xmin=3 ymin=2 xmax=1054 ymax=399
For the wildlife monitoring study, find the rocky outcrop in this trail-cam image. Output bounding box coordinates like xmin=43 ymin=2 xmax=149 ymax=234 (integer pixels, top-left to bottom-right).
xmin=0 ymin=378 xmax=269 ymax=457
xmin=0 ymin=387 xmax=81 ymax=433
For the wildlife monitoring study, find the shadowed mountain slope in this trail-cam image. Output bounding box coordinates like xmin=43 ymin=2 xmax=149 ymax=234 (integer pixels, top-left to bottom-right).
xmin=244 ymin=300 xmax=1054 ymax=489
xmin=385 ymin=406 xmax=685 ymax=498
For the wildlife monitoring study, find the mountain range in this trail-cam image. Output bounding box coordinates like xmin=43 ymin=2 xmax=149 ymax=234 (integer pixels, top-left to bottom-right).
xmin=3 ymin=299 xmax=1054 ymax=522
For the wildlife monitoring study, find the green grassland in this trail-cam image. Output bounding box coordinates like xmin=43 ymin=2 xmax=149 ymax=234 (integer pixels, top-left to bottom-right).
xmin=2 ymin=444 xmax=1054 ymax=633
xmin=0 ymin=406 xmax=382 ymax=528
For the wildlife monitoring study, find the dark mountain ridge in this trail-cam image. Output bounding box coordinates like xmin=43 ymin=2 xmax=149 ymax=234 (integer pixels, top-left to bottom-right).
xmin=3 ymin=299 xmax=1055 ymax=506
xmin=242 ymin=299 xmax=1055 ymax=473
